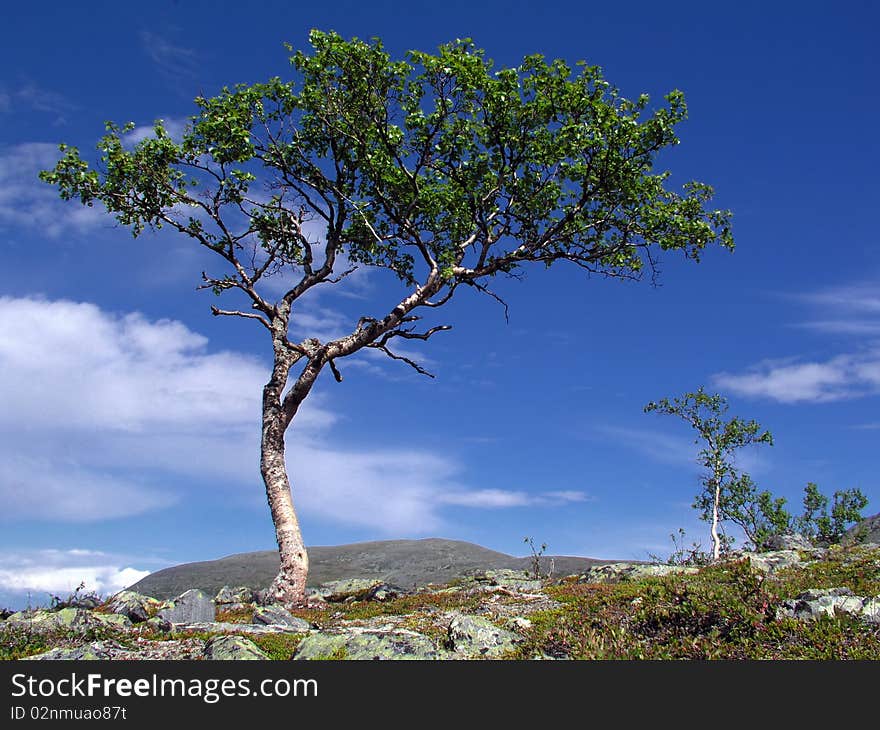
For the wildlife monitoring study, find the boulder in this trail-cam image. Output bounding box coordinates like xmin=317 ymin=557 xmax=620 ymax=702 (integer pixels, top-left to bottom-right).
xmin=293 ymin=628 xmax=443 ymax=660
xmin=4 ymin=608 xmax=130 ymax=632
xmin=461 ymin=569 xmax=543 ymax=593
xmin=745 ymin=550 xmax=805 ymax=574
xmin=577 ymin=563 xmax=698 ymax=584
xmin=314 ymin=578 xmax=385 ymax=602
xmin=777 ymin=587 xmax=879 ymax=623
xmin=214 ymin=586 xmax=255 ymax=608
xmin=106 ymin=590 xmax=159 ymax=623
xmin=158 ymin=589 xmax=215 ymax=624
xmin=204 ymin=635 xmax=269 ymax=660
xmin=446 ymin=614 xmax=522 ymax=658
xmin=23 ymin=642 xmax=117 ymax=661
xmin=762 ymin=533 xmax=814 ymax=552
xmin=252 ymin=605 xmax=311 ymax=631
xmin=172 ymin=621 xmax=307 ymax=635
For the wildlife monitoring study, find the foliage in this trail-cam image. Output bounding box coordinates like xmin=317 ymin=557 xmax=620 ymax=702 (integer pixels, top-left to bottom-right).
xmin=645 ymin=388 xmax=773 ymax=557
xmin=249 ymin=632 xmax=305 ymax=660
xmin=49 ymin=581 xmax=104 ymax=611
xmin=795 ymin=483 xmax=869 ymax=546
xmin=648 ymin=528 xmax=711 ymax=566
xmin=518 ymin=552 xmax=880 ymax=659
xmin=40 ymin=29 xmax=736 ymax=603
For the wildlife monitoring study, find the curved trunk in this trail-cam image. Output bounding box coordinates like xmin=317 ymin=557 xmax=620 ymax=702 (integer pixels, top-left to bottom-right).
xmin=261 ymin=419 xmax=309 ymax=606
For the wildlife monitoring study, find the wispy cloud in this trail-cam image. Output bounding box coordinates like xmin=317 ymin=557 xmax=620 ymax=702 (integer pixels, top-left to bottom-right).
xmin=0 ymin=84 xmax=78 ymax=124
xmin=441 ymin=489 xmax=590 ymax=508
xmin=712 ymin=351 xmax=880 ymax=403
xmin=139 ymin=30 xmax=199 ymax=89
xmin=592 ymin=425 xmax=697 ymax=467
xmin=716 ymin=280 xmax=880 ymax=404
xmin=0 ymin=143 xmax=107 ymax=236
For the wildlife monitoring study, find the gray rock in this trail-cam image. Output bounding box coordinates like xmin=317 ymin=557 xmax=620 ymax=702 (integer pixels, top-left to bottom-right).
xmin=462 ymin=569 xmax=544 ymax=593
xmin=252 ymin=605 xmax=311 ymax=631
xmin=158 ymin=589 xmax=216 ymax=624
xmin=214 ymin=585 xmax=255 ymax=606
xmin=578 ymin=563 xmax=698 ymax=584
xmin=446 ymin=614 xmax=522 ymax=658
xmin=5 ymin=608 xmax=130 ymax=632
xmin=24 ymin=642 xmax=117 ymax=661
xmin=293 ymin=628 xmax=443 ymax=660
xmin=315 ymin=578 xmax=385 ymax=602
xmin=745 ymin=550 xmax=804 ymax=574
xmin=778 ymin=587 xmax=878 ymax=622
xmin=204 ymin=635 xmax=269 ymax=660
xmin=171 ymin=621 xmax=307 ymax=635
xmin=145 ymin=616 xmax=172 ymax=632
xmin=107 ymin=590 xmax=159 ymax=623
xmin=763 ymin=533 xmax=814 ymax=551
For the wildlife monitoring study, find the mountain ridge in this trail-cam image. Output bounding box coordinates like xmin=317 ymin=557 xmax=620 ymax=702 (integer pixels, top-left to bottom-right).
xmin=127 ymin=537 xmax=620 ymax=600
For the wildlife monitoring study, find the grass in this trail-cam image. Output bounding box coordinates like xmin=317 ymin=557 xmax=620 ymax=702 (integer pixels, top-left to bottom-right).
xmin=515 ymin=555 xmax=880 ymax=659
xmin=3 ymin=547 xmax=878 ymax=660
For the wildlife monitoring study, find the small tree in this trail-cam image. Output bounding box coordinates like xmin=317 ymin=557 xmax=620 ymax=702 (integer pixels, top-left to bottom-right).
xmin=645 ymin=389 xmax=772 ymax=560
xmin=41 ymin=31 xmax=733 ymax=606
xmin=795 ymin=482 xmax=868 ymax=545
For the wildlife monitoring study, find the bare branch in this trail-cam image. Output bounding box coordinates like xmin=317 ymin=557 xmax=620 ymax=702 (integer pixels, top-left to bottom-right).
xmin=210 ymin=305 xmax=271 ymax=331
xmin=367 ymin=342 xmax=437 ymax=378
xmin=328 ymin=358 xmax=343 ymax=383
xmin=465 ymin=280 xmax=510 ymax=323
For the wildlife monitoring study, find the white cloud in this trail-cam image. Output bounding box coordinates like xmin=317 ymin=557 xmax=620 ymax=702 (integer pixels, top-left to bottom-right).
xmin=712 ymin=352 xmax=880 ymax=403
xmin=0 ymin=143 xmax=107 ymax=236
xmin=0 ymin=296 xmax=571 ymax=533
xmin=125 ymin=117 xmax=189 ymax=146
xmin=0 ymin=549 xmax=152 ymax=597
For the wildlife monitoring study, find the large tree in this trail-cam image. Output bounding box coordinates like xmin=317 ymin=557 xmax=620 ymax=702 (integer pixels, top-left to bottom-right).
xmin=41 ymin=31 xmax=733 ymax=605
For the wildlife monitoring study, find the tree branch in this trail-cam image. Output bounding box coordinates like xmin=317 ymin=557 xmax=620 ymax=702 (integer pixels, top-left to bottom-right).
xmin=210 ymin=305 xmax=271 ymax=331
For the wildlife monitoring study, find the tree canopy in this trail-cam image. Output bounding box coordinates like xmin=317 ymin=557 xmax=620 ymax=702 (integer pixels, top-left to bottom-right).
xmin=41 ymin=30 xmax=735 ymax=604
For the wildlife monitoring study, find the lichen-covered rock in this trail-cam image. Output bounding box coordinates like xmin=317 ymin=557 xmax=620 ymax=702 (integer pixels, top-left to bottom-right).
xmin=777 ymin=587 xmax=880 ymax=623
xmin=24 ymin=643 xmax=115 ymax=660
xmin=5 ymin=608 xmax=130 ymax=632
xmin=460 ymin=569 xmax=543 ymax=593
xmin=158 ymin=589 xmax=216 ymax=624
xmin=745 ymin=550 xmax=805 ymax=574
xmin=293 ymin=628 xmax=443 ymax=660
xmin=214 ymin=585 xmax=256 ymax=607
xmin=252 ymin=605 xmax=311 ymax=631
xmin=314 ymin=578 xmax=385 ymax=602
xmin=446 ymin=614 xmax=522 ymax=657
xmin=171 ymin=621 xmax=307 ymax=635
xmin=204 ymin=635 xmax=269 ymax=660
xmin=762 ymin=533 xmax=815 ymax=552
xmin=106 ymin=591 xmax=159 ymax=623
xmin=577 ymin=563 xmax=698 ymax=584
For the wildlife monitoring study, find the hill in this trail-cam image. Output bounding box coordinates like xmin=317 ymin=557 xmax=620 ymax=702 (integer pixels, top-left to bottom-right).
xmin=127 ymin=538 xmax=615 ymax=600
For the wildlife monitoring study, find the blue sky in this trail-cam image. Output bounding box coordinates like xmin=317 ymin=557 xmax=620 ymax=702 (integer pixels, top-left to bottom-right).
xmin=1 ymin=1 xmax=878 ymax=607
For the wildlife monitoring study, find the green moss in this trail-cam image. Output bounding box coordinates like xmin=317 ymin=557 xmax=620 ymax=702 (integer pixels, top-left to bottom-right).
xmin=249 ymin=632 xmax=305 ymax=660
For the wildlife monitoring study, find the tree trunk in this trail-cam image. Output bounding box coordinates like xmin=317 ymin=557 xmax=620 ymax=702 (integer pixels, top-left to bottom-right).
xmin=261 ymin=420 xmax=309 ymax=606
xmin=711 ymin=480 xmax=721 ymax=561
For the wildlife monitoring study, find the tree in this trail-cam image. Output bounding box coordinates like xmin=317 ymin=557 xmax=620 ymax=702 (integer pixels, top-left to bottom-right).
xmin=795 ymin=482 xmax=868 ymax=545
xmin=644 ymin=389 xmax=772 ymax=559
xmin=41 ymin=30 xmax=734 ymax=606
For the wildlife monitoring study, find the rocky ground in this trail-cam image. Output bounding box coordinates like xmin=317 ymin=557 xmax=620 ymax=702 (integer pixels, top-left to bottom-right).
xmin=3 ymin=537 xmax=879 ymax=660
